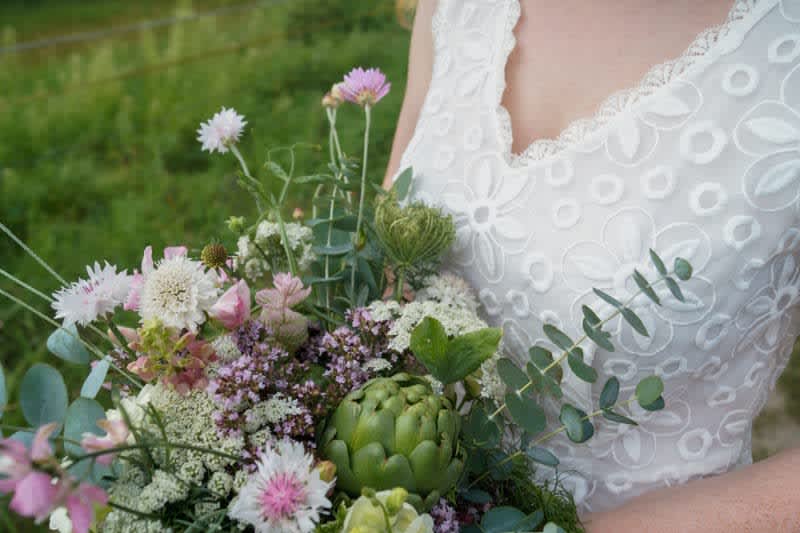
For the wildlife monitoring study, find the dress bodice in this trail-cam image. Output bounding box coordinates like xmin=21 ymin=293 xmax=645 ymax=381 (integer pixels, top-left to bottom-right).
xmin=397 ymin=0 xmax=800 ymax=513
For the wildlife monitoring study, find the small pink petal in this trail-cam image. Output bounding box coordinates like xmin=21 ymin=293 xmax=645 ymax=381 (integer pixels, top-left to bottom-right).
xmin=123 ymin=272 xmax=144 ymax=311
xmin=163 ymin=246 xmax=188 ymax=260
xmin=9 ymin=472 xmax=57 ymax=519
xmin=30 ymin=422 xmax=59 ymax=462
xmin=141 ymin=246 xmax=154 ymax=275
xmin=66 ymin=495 xmax=93 ymax=533
xmin=209 ymin=280 xmax=251 ymax=329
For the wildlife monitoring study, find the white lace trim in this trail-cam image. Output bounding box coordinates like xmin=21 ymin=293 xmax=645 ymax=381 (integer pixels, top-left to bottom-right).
xmin=493 ymin=0 xmax=767 ymax=166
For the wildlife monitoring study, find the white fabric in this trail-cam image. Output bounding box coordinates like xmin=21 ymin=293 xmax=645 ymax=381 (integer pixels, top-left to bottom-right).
xmin=397 ymin=0 xmax=800 ymax=513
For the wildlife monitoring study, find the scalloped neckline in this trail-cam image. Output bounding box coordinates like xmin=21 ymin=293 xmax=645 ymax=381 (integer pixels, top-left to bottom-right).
xmin=497 ymin=0 xmax=768 ymax=167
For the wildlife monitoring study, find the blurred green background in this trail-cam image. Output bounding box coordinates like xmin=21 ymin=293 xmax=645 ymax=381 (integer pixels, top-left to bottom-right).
xmin=0 ymin=0 xmax=798 ymax=529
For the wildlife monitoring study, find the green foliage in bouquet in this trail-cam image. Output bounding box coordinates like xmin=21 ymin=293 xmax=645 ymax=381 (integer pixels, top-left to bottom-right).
xmin=322 ymin=373 xmax=463 ymax=511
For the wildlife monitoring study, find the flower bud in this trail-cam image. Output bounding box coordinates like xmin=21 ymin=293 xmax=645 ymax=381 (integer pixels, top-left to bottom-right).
xmin=316 ymin=460 xmax=337 ymax=483
xmin=361 ymin=487 xmax=376 ymax=499
xmin=226 ymin=216 xmax=246 ymax=234
xmin=201 ymin=243 xmax=228 ymax=269
xmin=292 ymin=207 xmax=304 ymax=220
xmin=385 ymin=487 xmax=408 ymax=515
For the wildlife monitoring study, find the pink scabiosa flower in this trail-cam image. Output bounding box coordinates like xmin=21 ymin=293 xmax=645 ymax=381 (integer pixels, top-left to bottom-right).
xmin=80 ymin=419 xmax=130 ymax=466
xmin=52 ymin=262 xmax=132 ymax=326
xmin=339 ymin=67 xmax=391 ymax=107
xmin=210 ymin=280 xmax=251 ymax=330
xmin=228 ymin=439 xmax=332 ymax=533
xmin=197 ymin=107 xmax=247 ymax=154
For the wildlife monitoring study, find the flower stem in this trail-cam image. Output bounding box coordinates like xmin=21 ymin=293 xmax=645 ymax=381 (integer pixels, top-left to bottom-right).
xmin=350 ymin=104 xmax=372 ymax=297
xmin=0 ymin=221 xmax=68 ymax=285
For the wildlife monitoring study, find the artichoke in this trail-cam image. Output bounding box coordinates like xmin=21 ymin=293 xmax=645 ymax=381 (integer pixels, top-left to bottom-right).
xmin=322 ymin=374 xmax=463 ymax=510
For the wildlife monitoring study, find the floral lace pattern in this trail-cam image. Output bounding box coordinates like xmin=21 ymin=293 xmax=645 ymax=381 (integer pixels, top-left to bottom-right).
xmin=398 ymin=0 xmax=800 ymax=514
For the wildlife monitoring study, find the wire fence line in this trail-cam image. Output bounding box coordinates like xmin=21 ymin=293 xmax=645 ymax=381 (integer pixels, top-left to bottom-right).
xmin=0 ymin=4 xmax=392 ymax=106
xmin=0 ymin=0 xmax=282 ymax=56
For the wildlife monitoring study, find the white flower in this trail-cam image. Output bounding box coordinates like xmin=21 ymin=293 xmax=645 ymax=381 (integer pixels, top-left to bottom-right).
xmin=229 ymin=439 xmax=332 ymax=533
xmin=212 ymin=335 xmax=243 ymax=361
xmin=197 ymin=107 xmax=247 ymax=154
xmin=52 ymin=262 xmax=131 ymax=326
xmin=139 ymin=256 xmax=219 ymax=332
xmin=48 ymin=507 xmax=72 ymax=533
xmin=362 ymin=358 xmax=393 ymax=373
xmin=416 ymin=273 xmax=479 ymax=312
xmin=245 ymin=395 xmax=305 ymax=432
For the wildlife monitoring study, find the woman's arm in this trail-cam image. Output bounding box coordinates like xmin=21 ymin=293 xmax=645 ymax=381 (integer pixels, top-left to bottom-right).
xmin=382 ymin=0 xmax=437 ymax=189
xmin=584 ymin=447 xmax=800 ymax=532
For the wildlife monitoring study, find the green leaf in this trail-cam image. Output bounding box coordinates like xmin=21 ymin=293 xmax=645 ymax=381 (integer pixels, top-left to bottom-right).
xmin=265 ymin=161 xmax=289 ymax=182
xmin=463 ymin=405 xmax=500 ymax=447
xmin=410 ymin=316 xmax=448 ymax=369
xmin=47 ymin=324 xmax=92 ymax=365
xmin=332 ymin=215 xmax=359 ymax=232
xmin=81 ymin=359 xmax=110 ymax=399
xmin=312 ymin=243 xmax=354 ymax=256
xmin=583 ymin=319 xmax=615 ymax=352
xmin=442 ymin=327 xmax=503 ymax=385
xmin=0 ymin=363 xmax=6 ymax=423
xmin=641 ymin=396 xmax=666 ymax=411
xmin=633 ymin=270 xmax=661 ymax=305
xmin=621 ymin=307 xmax=649 ymax=337
xmin=581 ymin=305 xmax=601 ymax=326
xmin=599 ymin=377 xmax=620 ymax=409
xmin=526 ymin=363 xmax=563 ymax=399
xmin=505 ymin=392 xmax=546 ymax=435
xmin=559 ymin=404 xmax=594 ymax=444
xmin=636 ymin=375 xmax=664 ymax=407
xmin=392 ymin=167 xmax=413 ymax=202
xmin=528 ymin=346 xmax=554 ymax=368
xmin=19 ymin=364 xmax=68 ymax=427
xmin=665 ymin=277 xmax=685 ymax=302
xmin=593 ymin=288 xmax=623 ymax=309
xmin=543 ymin=523 xmax=567 ymax=533
xmin=649 ymin=249 xmax=667 ymax=275
xmin=302 ymin=274 xmax=346 ymax=285
xmin=567 ymin=351 xmax=597 ymax=383
xmin=462 ymin=489 xmax=492 ymax=504
xmin=674 ymin=257 xmax=693 ymax=281
xmin=480 ymin=506 xmax=543 ymax=533
xmin=602 ymin=409 xmax=638 ymax=426
xmin=542 ymin=324 xmax=574 ymax=352
xmin=64 ymin=398 xmax=105 ymax=456
xmin=496 ymin=358 xmax=529 ymax=391
xmin=527 ymin=446 xmax=559 ymax=467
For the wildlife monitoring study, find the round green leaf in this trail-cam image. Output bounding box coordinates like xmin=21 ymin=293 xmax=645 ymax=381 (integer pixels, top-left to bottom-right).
xmin=497 ymin=358 xmax=529 ymax=391
xmin=505 ymin=393 xmax=546 ymax=435
xmin=567 ymin=352 xmax=598 ymax=383
xmin=527 ymin=446 xmax=559 ymax=467
xmin=81 ymin=359 xmax=110 ymax=399
xmin=481 ymin=506 xmax=543 ymax=533
xmin=641 ymin=396 xmax=666 ymax=411
xmin=674 ymin=257 xmax=693 ymax=281
xmin=46 ymin=324 xmax=92 ymax=365
xmin=19 ymin=363 xmax=68 ymax=427
xmin=461 ymin=489 xmax=492 ymax=504
xmin=543 ymin=523 xmax=567 ymax=533
xmin=599 ymin=377 xmax=620 ymax=409
xmin=64 ymin=398 xmax=106 ymax=456
xmin=559 ymin=404 xmax=594 ymax=444
xmin=636 ymin=376 xmax=664 ymax=408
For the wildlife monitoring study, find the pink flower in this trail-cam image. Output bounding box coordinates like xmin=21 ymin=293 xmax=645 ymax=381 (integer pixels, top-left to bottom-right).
xmin=62 ymin=482 xmax=108 ymax=533
xmin=339 ymin=67 xmax=391 ymax=107
xmin=209 ymin=280 xmax=251 ymax=329
xmin=127 ymin=356 xmax=157 ymax=382
xmin=124 ymin=245 xmax=188 ymax=311
xmin=80 ymin=419 xmax=129 ymax=466
xmin=256 ymin=273 xmax=311 ymax=310
xmin=10 ymin=471 xmax=58 ymax=521
xmin=0 ymin=423 xmax=60 ymax=521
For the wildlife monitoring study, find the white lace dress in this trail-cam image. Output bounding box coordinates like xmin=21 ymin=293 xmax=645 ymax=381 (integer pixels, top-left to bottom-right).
xmin=396 ymin=0 xmax=800 ymax=514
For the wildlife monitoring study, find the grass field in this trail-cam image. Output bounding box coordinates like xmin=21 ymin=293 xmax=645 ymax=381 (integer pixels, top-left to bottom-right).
xmin=0 ymin=0 xmax=799 ymax=529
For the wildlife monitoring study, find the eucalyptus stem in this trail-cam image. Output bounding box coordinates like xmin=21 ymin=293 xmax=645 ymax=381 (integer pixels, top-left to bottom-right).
xmin=490 ymin=274 xmax=672 ymax=420
xmin=350 ymin=104 xmax=372 ymax=296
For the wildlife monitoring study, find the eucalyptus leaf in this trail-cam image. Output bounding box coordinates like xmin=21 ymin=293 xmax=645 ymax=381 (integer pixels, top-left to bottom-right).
xmin=302 ymin=274 xmax=346 ymax=285
xmin=583 ymin=319 xmax=615 ymax=352
xmin=559 ymin=404 xmax=594 ymax=444
xmin=674 ymin=257 xmax=693 ymax=281
xmin=46 ymin=324 xmax=92 ymax=365
xmin=505 ymin=392 xmax=546 ymax=435
xmin=636 ymin=375 xmax=664 ymax=407
xmin=542 ymin=324 xmax=573 ymax=352
xmin=461 ymin=489 xmax=492 ymax=504
xmin=665 ymin=277 xmax=685 ymax=302
xmin=312 ymin=243 xmax=353 ymax=256
xmin=497 ymin=358 xmax=529 ymax=391
xmin=649 ymin=249 xmax=667 ymax=275
xmin=593 ymin=288 xmax=623 ymax=309
xmin=543 ymin=523 xmax=567 ymax=533
xmin=599 ymin=377 xmax=620 ymax=409
xmin=527 ymin=446 xmax=559 ymax=467
xmin=64 ymin=398 xmax=105 ymax=456
xmin=602 ymin=409 xmax=638 ymax=426
xmin=527 ymin=362 xmax=563 ymax=399
xmin=480 ymin=506 xmax=543 ymax=533
xmin=392 ymin=167 xmax=413 ymax=202
xmin=581 ymin=305 xmax=601 ymax=326
xmin=463 ymin=405 xmax=501 ymax=447
xmin=641 ymin=396 xmax=666 ymax=411
xmin=528 ymin=346 xmax=554 ymax=368
xmin=19 ymin=363 xmax=68 ymax=427
xmin=633 ymin=270 xmax=660 ymax=305
xmin=567 ymin=352 xmax=597 ymax=383
xmin=621 ymin=307 xmax=649 ymax=337
xmin=81 ymin=359 xmax=110 ymax=399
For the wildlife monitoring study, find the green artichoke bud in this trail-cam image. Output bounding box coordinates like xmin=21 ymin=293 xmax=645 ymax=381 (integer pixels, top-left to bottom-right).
xmin=341 ymin=489 xmax=434 ymax=533
xmin=322 ymin=374 xmax=463 ymax=510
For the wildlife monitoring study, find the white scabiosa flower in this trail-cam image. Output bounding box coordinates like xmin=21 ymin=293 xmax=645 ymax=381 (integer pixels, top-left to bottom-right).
xmin=229 ymin=439 xmax=332 ymax=533
xmin=139 ymin=256 xmax=219 ymax=332
xmin=52 ymin=262 xmax=131 ymax=326
xmin=197 ymin=107 xmax=247 ymax=154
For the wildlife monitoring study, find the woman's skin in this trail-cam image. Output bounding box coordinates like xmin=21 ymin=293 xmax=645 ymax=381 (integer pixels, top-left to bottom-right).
xmin=383 ymin=1 xmax=800 ymax=531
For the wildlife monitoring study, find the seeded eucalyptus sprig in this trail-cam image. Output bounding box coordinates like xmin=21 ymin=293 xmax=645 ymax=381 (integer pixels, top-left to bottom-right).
xmin=465 ymin=250 xmax=693 ymax=482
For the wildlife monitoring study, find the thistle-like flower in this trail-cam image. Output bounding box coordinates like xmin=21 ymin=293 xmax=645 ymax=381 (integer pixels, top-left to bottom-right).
xmin=197 ymin=107 xmax=247 ymax=154
xmin=52 ymin=262 xmax=131 ymax=326
xmin=339 ymin=67 xmax=391 ymax=107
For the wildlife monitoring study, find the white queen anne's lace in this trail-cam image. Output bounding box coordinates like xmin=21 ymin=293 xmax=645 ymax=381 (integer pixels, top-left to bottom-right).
xmin=399 ymin=0 xmax=800 ymax=514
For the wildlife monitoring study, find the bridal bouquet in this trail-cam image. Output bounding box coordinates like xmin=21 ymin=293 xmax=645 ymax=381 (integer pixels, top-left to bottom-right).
xmin=0 ymin=67 xmax=694 ymax=533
